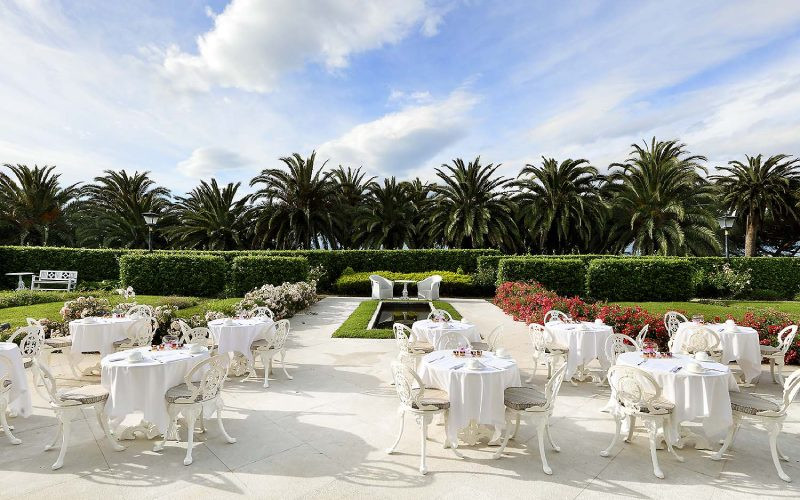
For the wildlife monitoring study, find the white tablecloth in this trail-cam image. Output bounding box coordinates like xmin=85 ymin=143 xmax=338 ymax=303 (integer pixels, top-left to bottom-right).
xmin=671 ymin=322 xmax=761 ymax=382
xmin=418 ymin=350 xmax=521 ymax=443
xmin=411 ymin=320 xmax=481 ymax=350
xmin=546 ymin=321 xmax=614 ymax=380
xmin=70 ymin=317 xmax=148 ymax=361
xmin=0 ymin=342 xmax=31 ymax=417
xmin=208 ymin=318 xmax=274 ymax=362
xmin=613 ymin=352 xmax=738 ymax=442
xmin=101 ymin=347 xmax=211 ymax=434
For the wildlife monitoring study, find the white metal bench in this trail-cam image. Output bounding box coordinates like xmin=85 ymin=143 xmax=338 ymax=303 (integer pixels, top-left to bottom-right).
xmin=31 ymin=270 xmax=78 ymax=291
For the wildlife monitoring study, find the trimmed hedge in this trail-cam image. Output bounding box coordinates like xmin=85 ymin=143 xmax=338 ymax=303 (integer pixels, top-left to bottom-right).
xmin=0 ymin=246 xmax=126 ymax=288
xmin=334 ymin=271 xmax=476 ymax=297
xmin=119 ymin=253 xmax=228 ymax=297
xmin=229 ymin=255 xmax=310 ymax=296
xmin=586 ymin=258 xmax=695 ymax=301
xmin=497 ymin=258 xmax=586 ymax=296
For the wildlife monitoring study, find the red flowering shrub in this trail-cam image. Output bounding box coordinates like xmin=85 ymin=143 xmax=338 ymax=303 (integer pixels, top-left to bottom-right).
xmin=494 ymin=281 xmax=799 ymax=363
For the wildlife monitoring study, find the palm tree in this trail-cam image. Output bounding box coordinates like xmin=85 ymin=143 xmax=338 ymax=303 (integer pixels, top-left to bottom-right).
xmin=330 ymin=165 xmax=376 ymax=249
xmin=513 ymin=157 xmax=604 ymax=253
xmin=605 ymin=138 xmax=720 ymax=256
xmin=356 ymin=177 xmax=416 ymax=249
xmin=165 ymin=179 xmax=250 ymax=250
xmin=0 ymin=164 xmax=79 ymax=245
xmin=428 ymin=157 xmax=519 ymax=250
xmin=402 ymin=177 xmax=435 ymax=248
xmin=249 ymin=152 xmax=337 ymax=249
xmin=81 ymin=170 xmax=171 ymax=248
xmin=712 ymin=154 xmax=800 ymax=256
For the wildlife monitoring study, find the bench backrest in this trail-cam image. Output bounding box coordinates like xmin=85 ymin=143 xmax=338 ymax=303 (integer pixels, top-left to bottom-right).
xmin=39 ymin=270 xmax=78 ymax=281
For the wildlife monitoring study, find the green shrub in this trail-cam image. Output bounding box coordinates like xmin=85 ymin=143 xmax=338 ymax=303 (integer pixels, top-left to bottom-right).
xmin=586 ymin=258 xmax=695 ymax=301
xmin=119 ymin=253 xmax=227 ymax=297
xmin=332 ymin=299 xmax=463 ymax=339
xmin=0 ymin=290 xmax=107 ymax=309
xmin=745 ymin=289 xmax=785 ymax=301
xmin=333 ymin=271 xmax=476 ymax=296
xmin=0 ymin=246 xmax=127 ymax=289
xmin=497 ymin=258 xmax=585 ymax=296
xmin=229 ymin=256 xmax=310 ymax=296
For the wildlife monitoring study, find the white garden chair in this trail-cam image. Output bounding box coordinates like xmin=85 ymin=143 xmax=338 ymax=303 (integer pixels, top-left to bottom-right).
xmin=369 ymin=275 xmax=394 ymax=299
xmin=593 ymin=333 xmax=642 ymax=387
xmin=527 ymin=323 xmax=568 ymax=382
xmin=154 ymin=354 xmax=236 ymax=465
xmin=438 ymin=331 xmax=472 ymax=350
xmin=174 ymin=319 xmax=192 ymax=336
xmin=664 ymin=311 xmax=687 ymax=349
xmin=0 ymin=356 xmax=21 ymax=445
xmin=126 ymin=304 xmax=155 ymax=319
xmin=386 ymin=361 xmax=462 ymax=474
xmin=35 ymin=359 xmax=124 ymax=470
xmin=179 ymin=326 xmax=213 ymax=349
xmin=28 ymin=317 xmax=76 ymax=377
xmin=760 ymin=325 xmax=798 ymax=386
xmin=114 ymin=320 xmax=156 ymax=351
xmin=635 ymin=325 xmax=649 ymax=347
xmin=712 ymin=368 xmax=800 ymax=482
xmin=8 ymin=325 xmax=47 ymax=399
xmin=427 ymin=309 xmax=453 ymax=322
xmin=249 ymin=319 xmax=292 ymax=388
xmin=471 ymin=325 xmax=503 ymax=352
xmin=393 ymin=324 xmax=433 ymax=367
xmin=679 ymin=325 xmax=723 ymax=362
xmin=417 ymin=275 xmax=442 ymax=300
xmin=601 ymin=365 xmax=683 ymax=479
xmin=543 ymin=309 xmax=570 ymax=324
xmin=493 ymin=363 xmax=567 ymax=475
xmin=250 ymin=306 xmax=274 ymax=320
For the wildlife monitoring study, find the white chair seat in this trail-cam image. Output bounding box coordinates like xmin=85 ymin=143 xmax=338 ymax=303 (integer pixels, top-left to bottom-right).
xmin=45 ymin=336 xmax=73 ymax=348
xmin=411 ymin=388 xmax=450 ymax=410
xmin=410 ymin=341 xmax=434 ymax=354
xmin=545 ymin=343 xmax=569 ymax=354
xmin=635 ymin=394 xmax=675 ymax=414
xmin=504 ymin=386 xmax=547 ymax=410
xmin=729 ymin=391 xmax=780 ymax=415
xmin=165 ymin=382 xmax=209 ymax=404
xmin=760 ymin=345 xmax=780 ymax=355
xmin=250 ymin=339 xmax=274 ymax=350
xmin=57 ymin=385 xmax=109 ymax=405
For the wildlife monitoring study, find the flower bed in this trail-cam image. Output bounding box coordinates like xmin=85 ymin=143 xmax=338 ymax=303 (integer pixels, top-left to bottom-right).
xmin=494 ymin=281 xmax=799 ymax=363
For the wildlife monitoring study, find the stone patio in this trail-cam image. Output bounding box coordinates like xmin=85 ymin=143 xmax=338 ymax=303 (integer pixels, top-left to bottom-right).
xmin=1 ymin=297 xmax=798 ymax=499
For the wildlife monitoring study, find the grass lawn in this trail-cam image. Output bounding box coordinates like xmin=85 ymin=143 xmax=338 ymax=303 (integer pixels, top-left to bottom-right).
xmin=332 ymin=299 xmax=462 ymax=339
xmin=612 ymin=301 xmax=800 ymax=321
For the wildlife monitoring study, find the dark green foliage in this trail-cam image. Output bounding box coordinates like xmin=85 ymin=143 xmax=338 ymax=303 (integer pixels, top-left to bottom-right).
xmin=119 ymin=253 xmax=228 ymax=297
xmin=586 ymin=258 xmax=695 ymax=301
xmin=333 ymin=271 xmax=476 ymax=296
xmin=497 ymin=258 xmax=586 ymax=296
xmin=229 ymin=256 xmax=310 ymax=296
xmin=0 ymin=246 xmax=126 ymax=288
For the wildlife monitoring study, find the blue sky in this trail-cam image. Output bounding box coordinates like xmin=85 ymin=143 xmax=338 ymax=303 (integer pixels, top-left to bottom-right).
xmin=2 ymin=0 xmax=800 ymax=194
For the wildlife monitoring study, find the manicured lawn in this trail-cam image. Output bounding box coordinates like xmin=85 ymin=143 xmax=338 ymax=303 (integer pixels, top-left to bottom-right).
xmin=612 ymin=301 xmax=800 ymax=321
xmin=332 ymin=299 xmax=462 ymax=339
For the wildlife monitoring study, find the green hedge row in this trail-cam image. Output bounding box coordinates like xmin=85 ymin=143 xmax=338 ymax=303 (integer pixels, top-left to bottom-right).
xmin=0 ymin=246 xmax=126 ymax=289
xmin=229 ymin=256 xmax=310 ymax=296
xmin=119 ymin=254 xmax=228 ymax=297
xmin=586 ymin=259 xmax=695 ymax=301
xmin=497 ymin=258 xmax=586 ymax=296
xmin=334 ymin=271 xmax=477 ymax=296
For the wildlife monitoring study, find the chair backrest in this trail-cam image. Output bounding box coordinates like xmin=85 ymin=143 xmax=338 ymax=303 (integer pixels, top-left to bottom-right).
xmin=484 ymin=325 xmax=503 ymax=351
xmin=439 ymin=330 xmax=471 ymax=350
xmin=26 ymin=317 xmax=41 ymax=327
xmin=0 ymin=356 xmax=13 ymax=395
xmin=528 ymin=323 xmax=553 ymax=355
xmin=605 ymin=333 xmax=640 ymax=364
xmin=369 ymin=274 xmax=392 ymax=287
xmin=180 ymin=327 xmax=212 ymax=347
xmin=11 ymin=325 xmax=45 ymax=360
xmin=40 ymin=270 xmax=77 ymax=280
xmin=682 ymin=326 xmax=720 ymax=354
xmin=664 ymin=311 xmax=687 ymax=338
xmin=777 ymin=325 xmax=798 ymax=355
xmin=535 ymin=363 xmax=568 ymax=412
xmin=393 ymin=323 xmax=413 ymax=353
xmin=32 ymin=359 xmax=67 ymax=406
xmin=607 ymin=364 xmax=669 ymax=415
xmin=124 ymin=320 xmax=155 ymax=347
xmin=126 ymin=304 xmax=154 ymax=319
xmin=427 ymin=309 xmax=453 ymax=322
xmin=390 ymin=361 xmax=436 ymax=411
xmin=635 ymin=324 xmax=649 ymax=346
xmin=543 ymin=309 xmax=569 ymax=323
xmin=177 ymin=354 xmax=230 ymax=403
xmin=174 ymin=319 xmax=191 ymax=336
xmin=250 ymin=306 xmax=274 ymax=320
xmin=777 ymin=368 xmax=800 ymax=415
xmin=270 ymin=319 xmax=291 ymax=351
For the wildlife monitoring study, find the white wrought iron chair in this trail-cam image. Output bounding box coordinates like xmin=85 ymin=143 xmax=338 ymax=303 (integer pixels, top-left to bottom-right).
xmin=543 ymin=309 xmax=570 ymax=323
xmin=179 ymin=326 xmax=214 ymax=349
xmin=712 ymin=368 xmax=800 ymax=482
xmin=664 ymin=311 xmax=688 ymax=350
xmin=174 ymin=319 xmax=192 ymax=336
xmin=8 ymin=325 xmax=47 ymax=398
xmin=34 ymin=359 xmax=124 ymax=469
xmin=28 ymin=317 xmax=75 ymax=377
xmin=249 ymin=319 xmax=292 ymax=388
xmin=593 ymin=333 xmax=641 ymax=386
xmin=760 ymin=325 xmax=798 ymax=386
xmin=427 ymin=309 xmax=454 ymax=322
xmin=493 ymin=363 xmax=568 ymax=474
xmin=417 ymin=275 xmax=442 ymax=300
xmin=601 ymin=365 xmax=683 ymax=479
xmin=527 ymin=323 xmax=569 ymax=382
xmin=114 ymin=308 xmax=157 ymax=351
xmin=471 ymin=325 xmax=503 ymax=352
xmin=635 ymin=325 xmax=649 ymax=347
xmin=386 ymin=361 xmax=462 ymax=474
xmin=250 ymin=306 xmax=274 ymax=320
xmin=154 ymin=354 xmax=236 ymax=465
xmin=438 ymin=330 xmax=472 ymax=350
xmin=393 ymin=324 xmax=433 ymax=365
xmin=370 ymin=274 xmax=394 ymax=299
xmin=679 ymin=325 xmax=723 ymax=362
xmin=0 ymin=356 xmax=21 ymax=445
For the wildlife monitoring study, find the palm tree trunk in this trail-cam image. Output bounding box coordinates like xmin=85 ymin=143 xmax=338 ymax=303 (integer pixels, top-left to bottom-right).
xmin=744 ymin=210 xmax=759 ymax=257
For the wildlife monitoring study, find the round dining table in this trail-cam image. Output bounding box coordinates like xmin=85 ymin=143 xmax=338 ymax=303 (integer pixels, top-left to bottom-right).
xmin=101 ymin=346 xmax=211 ymax=439
xmin=69 ymin=316 xmax=148 ymax=374
xmin=418 ymin=350 xmax=521 ymax=446
xmin=411 ymin=319 xmax=481 ymax=350
xmin=208 ymin=317 xmax=274 ymax=363
xmin=612 ymin=351 xmax=738 ymax=448
xmin=671 ymin=322 xmax=761 ymax=383
xmin=0 ymin=342 xmax=32 ymax=417
xmin=546 ymin=320 xmax=614 ymax=381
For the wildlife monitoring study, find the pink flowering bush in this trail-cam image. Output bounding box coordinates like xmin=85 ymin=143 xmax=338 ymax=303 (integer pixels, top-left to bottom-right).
xmin=60 ymin=296 xmax=111 ymax=321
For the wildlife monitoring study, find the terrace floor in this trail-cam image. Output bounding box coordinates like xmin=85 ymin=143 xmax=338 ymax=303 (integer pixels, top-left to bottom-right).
xmin=2 ymin=297 xmax=798 ymax=499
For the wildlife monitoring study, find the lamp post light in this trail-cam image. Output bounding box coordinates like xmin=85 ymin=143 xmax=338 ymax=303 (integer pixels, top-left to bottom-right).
xmin=717 ymin=212 xmax=736 ymax=258
xmin=142 ymin=212 xmax=160 ymax=252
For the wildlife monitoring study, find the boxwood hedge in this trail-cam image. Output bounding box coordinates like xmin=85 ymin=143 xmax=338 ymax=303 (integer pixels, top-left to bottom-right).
xmin=334 ymin=271 xmax=476 ymax=297
xmin=497 ymin=258 xmax=586 ymax=296
xmin=229 ymin=255 xmax=310 ymax=296
xmin=119 ymin=253 xmax=228 ymax=297
xmin=586 ymin=258 xmax=695 ymax=301
xmin=0 ymin=246 xmax=127 ymax=289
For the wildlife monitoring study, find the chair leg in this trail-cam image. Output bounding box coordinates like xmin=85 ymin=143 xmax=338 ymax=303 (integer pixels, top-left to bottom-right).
xmin=94 ymin=405 xmax=124 ymax=452
xmin=0 ymin=399 xmax=21 ymax=445
xmin=625 ymin=415 xmax=636 ymax=443
xmin=776 ymin=360 xmax=785 ymax=386
xmin=198 ymin=409 xmax=207 ymax=434
xmin=647 ymin=421 xmax=664 ymax=479
xmin=183 ymin=407 xmax=199 ymax=466
xmin=216 ymin=402 xmax=236 ymax=444
xmin=280 ymin=350 xmax=293 ymax=380
xmin=53 ymin=413 xmax=71 ymax=470
xmin=546 ymin=421 xmax=560 ymax=452
xmin=386 ymin=409 xmax=405 ymax=454
xmin=492 ymin=411 xmax=514 ymax=459
xmin=767 ymin=421 xmax=790 ymax=482
xmin=601 ymin=415 xmax=621 ymax=457
xmin=44 ymin=422 xmax=62 ymax=451
xmin=537 ymin=420 xmax=552 ymax=475
xmin=260 ymin=352 xmax=270 ymax=388
xmin=419 ymin=414 xmax=429 ymax=475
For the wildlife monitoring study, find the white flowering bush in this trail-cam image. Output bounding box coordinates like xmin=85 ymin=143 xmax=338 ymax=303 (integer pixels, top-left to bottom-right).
xmin=60 ymin=296 xmax=112 ymax=321
xmin=235 ymin=281 xmax=318 ymax=320
xmin=116 ymin=286 xmax=136 ymax=300
xmin=204 ymin=310 xmax=227 ymax=322
xmin=705 ymin=263 xmax=752 ymax=298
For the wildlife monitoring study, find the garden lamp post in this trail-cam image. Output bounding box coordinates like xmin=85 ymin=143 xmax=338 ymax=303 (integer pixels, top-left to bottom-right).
xmin=717 ymin=212 xmax=736 ymax=258
xmin=142 ymin=212 xmax=160 ymax=252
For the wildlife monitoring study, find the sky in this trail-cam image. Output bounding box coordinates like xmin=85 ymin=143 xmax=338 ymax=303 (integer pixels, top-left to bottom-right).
xmin=2 ymin=0 xmax=800 ymax=195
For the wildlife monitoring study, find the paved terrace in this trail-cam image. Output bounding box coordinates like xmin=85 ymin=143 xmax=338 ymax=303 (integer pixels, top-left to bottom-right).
xmin=1 ymin=297 xmax=798 ymax=499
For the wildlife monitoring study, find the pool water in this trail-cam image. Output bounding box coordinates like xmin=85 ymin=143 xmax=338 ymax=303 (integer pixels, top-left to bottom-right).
xmin=371 ymin=301 xmax=433 ymax=329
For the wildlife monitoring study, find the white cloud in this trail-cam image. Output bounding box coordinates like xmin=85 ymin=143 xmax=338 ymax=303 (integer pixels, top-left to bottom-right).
xmin=163 ymin=0 xmax=442 ymax=92
xmin=176 ymin=147 xmax=251 ymax=177
xmin=317 ymin=89 xmax=478 ymax=176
